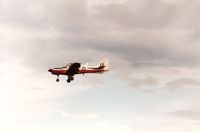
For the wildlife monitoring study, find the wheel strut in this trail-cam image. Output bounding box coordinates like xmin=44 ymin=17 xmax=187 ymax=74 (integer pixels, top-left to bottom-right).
xmin=56 ymin=75 xmax=60 ymax=82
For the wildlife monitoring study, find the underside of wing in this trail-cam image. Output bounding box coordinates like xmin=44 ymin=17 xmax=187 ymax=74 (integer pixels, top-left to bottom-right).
xmin=65 ymin=63 xmax=81 ymax=75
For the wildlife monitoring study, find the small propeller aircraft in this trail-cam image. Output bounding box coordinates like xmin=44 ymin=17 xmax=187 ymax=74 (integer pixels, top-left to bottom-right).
xmin=48 ymin=58 xmax=109 ymax=83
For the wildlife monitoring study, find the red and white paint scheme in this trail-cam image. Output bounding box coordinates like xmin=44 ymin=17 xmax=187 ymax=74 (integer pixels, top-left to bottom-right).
xmin=48 ymin=58 xmax=110 ymax=83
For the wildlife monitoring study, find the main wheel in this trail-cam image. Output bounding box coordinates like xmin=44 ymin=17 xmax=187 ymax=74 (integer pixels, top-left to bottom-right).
xmin=56 ymin=78 xmax=60 ymax=82
xmin=67 ymin=79 xmax=71 ymax=83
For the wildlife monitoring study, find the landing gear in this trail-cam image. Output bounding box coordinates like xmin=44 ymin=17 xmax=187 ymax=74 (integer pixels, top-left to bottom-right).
xmin=54 ymin=75 xmax=74 ymax=83
xmin=56 ymin=75 xmax=60 ymax=82
xmin=67 ymin=79 xmax=70 ymax=83
xmin=70 ymin=76 xmax=74 ymax=80
xmin=67 ymin=76 xmax=74 ymax=83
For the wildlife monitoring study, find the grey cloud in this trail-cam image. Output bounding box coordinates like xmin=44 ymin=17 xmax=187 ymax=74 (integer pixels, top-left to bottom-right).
xmin=166 ymin=77 xmax=200 ymax=90
xmin=132 ymin=76 xmax=159 ymax=87
xmin=141 ymin=89 xmax=155 ymax=94
xmin=94 ymin=0 xmax=177 ymax=29
xmin=114 ymin=65 xmax=160 ymax=89
xmin=76 ymin=39 xmax=199 ymax=67
xmin=1 ymin=0 xmax=89 ymax=33
xmin=93 ymin=0 xmax=200 ymax=30
xmin=2 ymin=0 xmax=200 ymax=69
xmin=167 ymin=110 xmax=200 ymax=121
xmin=1 ymin=0 xmax=200 ymax=90
xmin=86 ymin=0 xmax=200 ymax=67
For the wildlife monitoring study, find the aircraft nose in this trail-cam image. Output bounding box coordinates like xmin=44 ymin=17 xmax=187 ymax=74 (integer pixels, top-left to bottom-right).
xmin=48 ymin=69 xmax=53 ymax=72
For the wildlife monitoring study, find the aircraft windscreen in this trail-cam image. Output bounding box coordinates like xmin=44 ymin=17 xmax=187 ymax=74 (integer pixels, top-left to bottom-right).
xmin=54 ymin=63 xmax=73 ymax=69
xmin=62 ymin=63 xmax=73 ymax=68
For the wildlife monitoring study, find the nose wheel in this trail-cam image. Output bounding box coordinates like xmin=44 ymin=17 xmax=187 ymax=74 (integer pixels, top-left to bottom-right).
xmin=56 ymin=75 xmax=60 ymax=82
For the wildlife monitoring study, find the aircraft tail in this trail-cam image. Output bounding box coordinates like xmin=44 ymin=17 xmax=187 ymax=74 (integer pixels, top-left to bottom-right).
xmin=98 ymin=58 xmax=109 ymax=71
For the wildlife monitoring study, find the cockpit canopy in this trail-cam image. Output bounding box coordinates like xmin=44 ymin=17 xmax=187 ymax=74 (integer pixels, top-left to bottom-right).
xmin=62 ymin=63 xmax=73 ymax=68
xmin=54 ymin=63 xmax=73 ymax=69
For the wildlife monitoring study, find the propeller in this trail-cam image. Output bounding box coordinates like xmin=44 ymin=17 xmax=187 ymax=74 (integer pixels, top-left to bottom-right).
xmin=48 ymin=67 xmax=53 ymax=72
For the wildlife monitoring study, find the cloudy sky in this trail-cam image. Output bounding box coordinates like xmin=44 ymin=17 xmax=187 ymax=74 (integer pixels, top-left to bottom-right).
xmin=1 ymin=0 xmax=200 ymax=131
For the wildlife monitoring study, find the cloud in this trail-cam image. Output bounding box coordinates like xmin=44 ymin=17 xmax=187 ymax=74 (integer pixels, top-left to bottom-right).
xmin=132 ymin=76 xmax=159 ymax=87
xmin=1 ymin=0 xmax=200 ymax=71
xmin=75 ymin=113 xmax=100 ymax=119
xmin=94 ymin=0 xmax=177 ymax=28
xmin=167 ymin=110 xmax=200 ymax=121
xmin=166 ymin=77 xmax=200 ymax=90
xmin=58 ymin=111 xmax=100 ymax=119
xmin=1 ymin=1 xmax=200 ymax=132
xmin=60 ymin=112 xmax=73 ymax=118
xmin=141 ymin=89 xmax=155 ymax=94
xmin=1 ymin=0 xmax=200 ymax=94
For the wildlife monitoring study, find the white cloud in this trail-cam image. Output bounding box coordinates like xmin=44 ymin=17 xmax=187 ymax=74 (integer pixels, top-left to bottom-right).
xmin=60 ymin=112 xmax=73 ymax=118
xmin=168 ymin=110 xmax=200 ymax=121
xmin=75 ymin=113 xmax=100 ymax=119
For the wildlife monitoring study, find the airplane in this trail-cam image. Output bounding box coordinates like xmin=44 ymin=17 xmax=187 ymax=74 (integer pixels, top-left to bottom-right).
xmin=48 ymin=58 xmax=109 ymax=83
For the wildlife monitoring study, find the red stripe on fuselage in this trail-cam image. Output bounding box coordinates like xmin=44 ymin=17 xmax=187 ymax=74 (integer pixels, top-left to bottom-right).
xmin=51 ymin=69 xmax=109 ymax=75
xmin=51 ymin=69 xmax=67 ymax=75
xmin=78 ymin=69 xmax=106 ymax=74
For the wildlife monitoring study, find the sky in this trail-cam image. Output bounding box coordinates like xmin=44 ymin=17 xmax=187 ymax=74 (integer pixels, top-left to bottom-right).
xmin=1 ymin=0 xmax=200 ymax=131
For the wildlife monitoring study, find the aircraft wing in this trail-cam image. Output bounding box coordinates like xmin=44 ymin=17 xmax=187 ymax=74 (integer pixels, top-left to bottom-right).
xmin=65 ymin=63 xmax=81 ymax=75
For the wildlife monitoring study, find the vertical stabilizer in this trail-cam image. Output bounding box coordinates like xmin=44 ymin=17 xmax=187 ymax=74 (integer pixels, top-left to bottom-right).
xmin=99 ymin=58 xmax=109 ymax=70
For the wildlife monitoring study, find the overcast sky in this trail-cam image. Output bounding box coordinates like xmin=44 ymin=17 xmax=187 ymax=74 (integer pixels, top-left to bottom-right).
xmin=1 ymin=0 xmax=200 ymax=132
